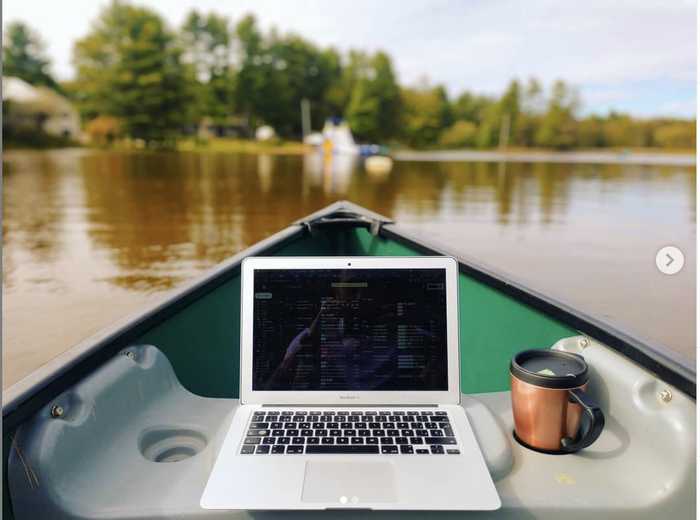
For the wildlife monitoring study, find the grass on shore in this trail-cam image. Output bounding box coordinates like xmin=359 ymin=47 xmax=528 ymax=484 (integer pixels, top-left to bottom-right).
xmin=177 ymin=137 xmax=310 ymax=154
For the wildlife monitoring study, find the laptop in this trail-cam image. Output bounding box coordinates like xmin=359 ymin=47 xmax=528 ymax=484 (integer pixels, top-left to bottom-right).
xmin=201 ymin=256 xmax=500 ymax=511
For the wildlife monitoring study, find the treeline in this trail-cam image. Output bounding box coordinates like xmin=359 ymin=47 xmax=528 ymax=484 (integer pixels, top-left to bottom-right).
xmin=3 ymin=1 xmax=695 ymax=149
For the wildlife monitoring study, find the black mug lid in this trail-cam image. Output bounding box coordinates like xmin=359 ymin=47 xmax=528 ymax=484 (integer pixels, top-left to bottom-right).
xmin=510 ymin=349 xmax=588 ymax=389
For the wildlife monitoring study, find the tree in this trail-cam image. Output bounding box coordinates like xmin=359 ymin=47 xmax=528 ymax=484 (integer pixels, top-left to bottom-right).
xmin=535 ymin=80 xmax=579 ymax=149
xmin=3 ymin=22 xmax=59 ymax=90
xmin=180 ymin=10 xmax=236 ymax=127
xmin=439 ymin=120 xmax=477 ymax=148
xmin=73 ymin=1 xmax=191 ymax=144
xmin=399 ymin=84 xmax=448 ymax=148
xmin=345 ymin=51 xmax=401 ymax=142
xmin=232 ymin=15 xmax=340 ymax=137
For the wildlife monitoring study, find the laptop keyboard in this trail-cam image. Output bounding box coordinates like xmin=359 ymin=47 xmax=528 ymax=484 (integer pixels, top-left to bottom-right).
xmin=240 ymin=410 xmax=460 ymax=455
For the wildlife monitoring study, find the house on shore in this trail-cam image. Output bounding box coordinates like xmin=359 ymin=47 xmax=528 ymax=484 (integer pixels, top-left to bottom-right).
xmin=2 ymin=76 xmax=81 ymax=140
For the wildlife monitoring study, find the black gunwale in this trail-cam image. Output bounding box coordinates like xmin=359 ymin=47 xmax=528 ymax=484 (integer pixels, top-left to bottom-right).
xmin=3 ymin=200 xmax=695 ymax=433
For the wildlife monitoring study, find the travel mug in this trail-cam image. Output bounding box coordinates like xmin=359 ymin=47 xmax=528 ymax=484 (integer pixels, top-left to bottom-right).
xmin=510 ymin=349 xmax=604 ymax=454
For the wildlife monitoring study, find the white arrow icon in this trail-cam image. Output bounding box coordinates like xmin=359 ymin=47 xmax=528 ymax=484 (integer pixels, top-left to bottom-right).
xmin=656 ymin=246 xmax=684 ymax=275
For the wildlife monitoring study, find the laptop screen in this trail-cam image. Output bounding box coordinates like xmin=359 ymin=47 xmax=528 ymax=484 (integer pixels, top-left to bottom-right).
xmin=252 ymin=268 xmax=448 ymax=391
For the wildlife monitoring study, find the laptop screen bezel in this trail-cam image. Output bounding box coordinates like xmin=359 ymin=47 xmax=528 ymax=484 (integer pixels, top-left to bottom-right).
xmin=239 ymin=256 xmax=460 ymax=405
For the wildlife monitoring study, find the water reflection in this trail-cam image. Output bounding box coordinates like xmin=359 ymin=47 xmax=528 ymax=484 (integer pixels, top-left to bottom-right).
xmin=2 ymin=149 xmax=696 ymax=387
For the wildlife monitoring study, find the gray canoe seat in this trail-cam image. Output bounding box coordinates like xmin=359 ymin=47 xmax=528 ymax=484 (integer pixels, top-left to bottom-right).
xmin=7 ymin=344 xmax=511 ymax=519
xmin=8 ymin=339 xmax=695 ymax=519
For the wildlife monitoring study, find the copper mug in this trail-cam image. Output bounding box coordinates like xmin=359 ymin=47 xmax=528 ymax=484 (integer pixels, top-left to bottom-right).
xmin=510 ymin=349 xmax=604 ymax=454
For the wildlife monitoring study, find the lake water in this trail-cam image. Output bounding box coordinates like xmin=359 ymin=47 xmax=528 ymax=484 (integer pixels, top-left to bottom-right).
xmin=3 ymin=149 xmax=695 ymax=388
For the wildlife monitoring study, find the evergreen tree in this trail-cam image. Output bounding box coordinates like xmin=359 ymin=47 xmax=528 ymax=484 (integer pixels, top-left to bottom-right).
xmin=180 ymin=10 xmax=236 ymax=128
xmin=345 ymin=51 xmax=401 ymax=142
xmin=73 ymin=1 xmax=190 ymax=145
xmin=3 ymin=22 xmax=59 ymax=90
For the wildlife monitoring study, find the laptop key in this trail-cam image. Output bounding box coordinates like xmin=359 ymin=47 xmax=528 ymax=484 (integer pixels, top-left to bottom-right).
xmin=286 ymin=429 xmax=299 ymax=436
xmin=369 ymin=423 xmax=381 ymax=429
xmin=306 ymin=445 xmax=379 ymax=454
xmin=380 ymin=437 xmax=393 ymax=444
xmin=244 ymin=437 xmax=261 ymax=445
xmin=248 ymin=429 xmax=269 ymax=437
xmin=387 ymin=429 xmax=400 ymax=436
xmin=430 ymin=429 xmax=444 ymax=437
xmin=256 ymin=445 xmax=270 ymax=454
xmin=329 ymin=430 xmax=341 ymax=436
xmin=401 ymin=430 xmax=413 ymax=436
xmin=435 ymin=411 xmax=448 ymax=416
xmin=400 ymin=445 xmax=414 ymax=454
xmin=372 ymin=429 xmax=384 ymax=436
xmin=416 ymin=430 xmax=429 ymax=436
xmin=431 ymin=416 xmax=449 ymax=422
xmin=351 ymin=437 xmax=364 ymax=444
xmin=410 ymin=437 xmax=423 ymax=444
xmin=314 ymin=430 xmax=326 ymax=437
xmin=312 ymin=422 xmax=324 ymax=429
xmin=307 ymin=437 xmax=320 ymax=445
xmin=425 ymin=437 xmax=457 ymax=445
xmin=395 ymin=437 xmax=408 ymax=445
xmin=337 ymin=437 xmax=349 ymax=445
xmin=287 ymin=446 xmax=304 ymax=454
xmin=443 ymin=427 xmax=454 ymax=436
xmin=272 ymin=429 xmax=285 ymax=436
xmin=262 ymin=437 xmax=276 ymax=445
xmin=278 ymin=437 xmax=290 ymax=445
xmin=416 ymin=448 xmax=429 ymax=454
xmin=241 ymin=445 xmax=255 ymax=454
xmin=425 ymin=423 xmax=438 ymax=429
xmin=430 ymin=445 xmax=445 ymax=454
xmin=381 ymin=446 xmax=399 ymax=454
xmin=343 ymin=430 xmax=354 ymax=436
xmin=271 ymin=445 xmax=285 ymax=454
xmin=292 ymin=437 xmax=305 ymax=444
xmin=447 ymin=449 xmax=460 ymax=454
xmin=358 ymin=429 xmax=371 ymax=436
xmin=340 ymin=422 xmax=352 ymax=429
xmin=322 ymin=437 xmax=334 ymax=445
xmin=270 ymin=422 xmax=283 ymax=429
xmin=299 ymin=423 xmax=311 ymax=429
xmin=250 ymin=422 xmax=268 ymax=429
xmin=301 ymin=430 xmax=313 ymax=436
xmin=366 ymin=437 xmax=378 ymax=444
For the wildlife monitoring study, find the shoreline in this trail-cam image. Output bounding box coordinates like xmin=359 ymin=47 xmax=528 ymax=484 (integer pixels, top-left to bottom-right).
xmin=5 ymin=141 xmax=696 ymax=166
xmin=393 ymin=149 xmax=696 ymax=166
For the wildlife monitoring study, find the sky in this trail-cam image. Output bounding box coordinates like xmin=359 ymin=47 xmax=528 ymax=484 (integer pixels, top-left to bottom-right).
xmin=3 ymin=0 xmax=697 ymax=117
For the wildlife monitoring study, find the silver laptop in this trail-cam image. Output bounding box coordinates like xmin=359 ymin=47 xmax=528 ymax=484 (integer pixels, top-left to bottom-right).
xmin=201 ymin=256 xmax=500 ymax=511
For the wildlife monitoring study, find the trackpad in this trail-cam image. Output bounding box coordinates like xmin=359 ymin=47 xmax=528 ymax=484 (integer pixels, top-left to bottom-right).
xmin=302 ymin=461 xmax=397 ymax=505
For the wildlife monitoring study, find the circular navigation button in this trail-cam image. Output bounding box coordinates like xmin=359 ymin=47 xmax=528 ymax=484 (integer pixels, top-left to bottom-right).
xmin=655 ymin=246 xmax=684 ymax=275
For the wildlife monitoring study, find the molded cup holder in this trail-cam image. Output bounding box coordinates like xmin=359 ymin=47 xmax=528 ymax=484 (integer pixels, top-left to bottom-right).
xmin=139 ymin=428 xmax=208 ymax=463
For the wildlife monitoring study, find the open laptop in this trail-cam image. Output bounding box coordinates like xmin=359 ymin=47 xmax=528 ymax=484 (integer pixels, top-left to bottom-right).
xmin=201 ymin=256 xmax=500 ymax=511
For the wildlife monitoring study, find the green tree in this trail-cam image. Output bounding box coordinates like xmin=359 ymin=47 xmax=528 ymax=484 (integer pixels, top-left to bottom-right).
xmin=535 ymin=80 xmax=579 ymax=149
xmin=439 ymin=120 xmax=477 ymax=148
xmin=399 ymin=84 xmax=448 ymax=148
xmin=233 ymin=15 xmax=340 ymax=136
xmin=180 ymin=10 xmax=236 ymax=127
xmin=73 ymin=1 xmax=191 ymax=145
xmin=345 ymin=51 xmax=401 ymax=142
xmin=3 ymin=21 xmax=59 ymax=90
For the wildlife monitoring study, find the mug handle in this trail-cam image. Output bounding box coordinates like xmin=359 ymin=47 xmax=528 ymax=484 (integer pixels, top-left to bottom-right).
xmin=560 ymin=388 xmax=605 ymax=452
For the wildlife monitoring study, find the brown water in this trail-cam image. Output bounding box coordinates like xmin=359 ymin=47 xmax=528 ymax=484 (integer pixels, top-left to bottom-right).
xmin=3 ymin=149 xmax=695 ymax=388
